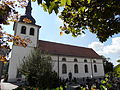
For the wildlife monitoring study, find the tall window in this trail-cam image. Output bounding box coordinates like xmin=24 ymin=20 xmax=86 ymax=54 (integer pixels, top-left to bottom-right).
xmin=85 ymin=64 xmax=88 ymax=73
xmin=74 ymin=64 xmax=78 ymax=73
xmin=94 ymin=65 xmax=97 ymax=73
xmin=62 ymin=58 xmax=66 ymax=61
xmin=74 ymin=58 xmax=78 ymax=62
xmin=21 ymin=26 xmax=26 ymax=34
xmin=62 ymin=64 xmax=67 ymax=74
xmin=84 ymin=59 xmax=87 ymax=62
xmin=30 ymin=28 xmax=35 ymax=35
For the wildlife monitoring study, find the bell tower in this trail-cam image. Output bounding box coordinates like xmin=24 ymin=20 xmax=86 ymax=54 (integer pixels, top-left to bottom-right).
xmin=8 ymin=0 xmax=41 ymax=82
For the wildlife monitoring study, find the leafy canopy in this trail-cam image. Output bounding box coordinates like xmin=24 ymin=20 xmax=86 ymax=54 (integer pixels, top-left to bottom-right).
xmin=59 ymin=0 xmax=120 ymax=42
xmin=114 ymin=64 xmax=120 ymax=77
xmin=117 ymin=59 xmax=120 ymax=63
xmin=1 ymin=0 xmax=120 ymax=45
xmin=34 ymin=0 xmax=120 ymax=42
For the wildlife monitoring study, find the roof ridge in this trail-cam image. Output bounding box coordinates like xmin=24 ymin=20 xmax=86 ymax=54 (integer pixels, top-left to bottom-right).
xmin=38 ymin=40 xmax=92 ymax=50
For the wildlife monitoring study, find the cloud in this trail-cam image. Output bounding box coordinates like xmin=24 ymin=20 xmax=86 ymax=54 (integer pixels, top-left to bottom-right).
xmin=88 ymin=37 xmax=120 ymax=55
xmin=88 ymin=37 xmax=120 ymax=65
xmin=81 ymin=33 xmax=86 ymax=37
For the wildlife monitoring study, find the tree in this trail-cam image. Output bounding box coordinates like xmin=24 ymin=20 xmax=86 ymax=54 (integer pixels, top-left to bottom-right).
xmin=18 ymin=48 xmax=59 ymax=89
xmin=117 ymin=59 xmax=120 ymax=63
xmin=59 ymin=0 xmax=120 ymax=42
xmin=0 ymin=0 xmax=27 ymax=25
xmin=113 ymin=60 xmax=120 ymax=77
xmin=114 ymin=64 xmax=120 ymax=77
xmin=101 ymin=56 xmax=114 ymax=74
xmin=33 ymin=0 xmax=120 ymax=42
xmin=0 ymin=0 xmax=32 ymax=62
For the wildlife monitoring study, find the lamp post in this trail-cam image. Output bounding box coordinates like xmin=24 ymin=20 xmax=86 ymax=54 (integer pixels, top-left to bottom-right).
xmin=0 ymin=48 xmax=11 ymax=82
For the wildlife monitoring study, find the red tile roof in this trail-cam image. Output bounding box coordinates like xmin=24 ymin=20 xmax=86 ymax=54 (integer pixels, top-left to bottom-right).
xmin=38 ymin=40 xmax=102 ymax=59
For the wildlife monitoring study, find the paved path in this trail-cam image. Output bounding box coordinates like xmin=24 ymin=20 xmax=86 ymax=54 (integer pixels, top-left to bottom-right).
xmin=0 ymin=79 xmax=18 ymax=90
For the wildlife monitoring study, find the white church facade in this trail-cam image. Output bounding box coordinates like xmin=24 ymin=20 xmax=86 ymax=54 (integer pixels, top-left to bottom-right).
xmin=8 ymin=1 xmax=105 ymax=82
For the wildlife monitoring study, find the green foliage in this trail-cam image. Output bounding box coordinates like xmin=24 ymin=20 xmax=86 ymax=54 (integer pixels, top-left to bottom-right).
xmin=59 ymin=0 xmax=120 ymax=42
xmin=18 ymin=48 xmax=59 ymax=89
xmin=1 ymin=0 xmax=120 ymax=42
xmin=101 ymin=80 xmax=106 ymax=84
xmin=114 ymin=64 xmax=120 ymax=77
xmin=102 ymin=56 xmax=114 ymax=74
xmin=106 ymin=83 xmax=112 ymax=88
xmin=100 ymin=85 xmax=107 ymax=90
xmin=14 ymin=86 xmax=66 ymax=90
xmin=13 ymin=86 xmax=45 ymax=90
xmin=104 ymin=61 xmax=114 ymax=73
xmin=60 ymin=0 xmax=71 ymax=6
xmin=99 ymin=77 xmax=113 ymax=90
xmin=117 ymin=59 xmax=120 ymax=63
xmin=34 ymin=0 xmax=71 ymax=14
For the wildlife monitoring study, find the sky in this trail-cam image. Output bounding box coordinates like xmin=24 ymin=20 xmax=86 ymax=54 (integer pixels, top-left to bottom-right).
xmin=2 ymin=1 xmax=120 ymax=66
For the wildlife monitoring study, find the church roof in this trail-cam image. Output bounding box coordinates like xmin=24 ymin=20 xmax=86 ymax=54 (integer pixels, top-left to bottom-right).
xmin=38 ymin=40 xmax=102 ymax=59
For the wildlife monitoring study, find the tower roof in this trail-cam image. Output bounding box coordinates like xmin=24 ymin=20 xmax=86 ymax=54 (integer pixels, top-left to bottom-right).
xmin=19 ymin=0 xmax=36 ymax=25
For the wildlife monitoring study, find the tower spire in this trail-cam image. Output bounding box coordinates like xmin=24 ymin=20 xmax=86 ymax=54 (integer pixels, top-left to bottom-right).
xmin=19 ymin=0 xmax=36 ymax=24
xmin=25 ymin=0 xmax=32 ymax=15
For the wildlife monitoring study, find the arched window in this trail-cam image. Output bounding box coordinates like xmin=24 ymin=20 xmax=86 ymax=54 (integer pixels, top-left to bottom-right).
xmin=74 ymin=64 xmax=78 ymax=73
xmin=84 ymin=59 xmax=87 ymax=62
xmin=62 ymin=64 xmax=67 ymax=74
xmin=94 ymin=65 xmax=97 ymax=73
xmin=93 ymin=60 xmax=96 ymax=63
xmin=21 ymin=26 xmax=26 ymax=34
xmin=62 ymin=58 xmax=66 ymax=61
xmin=30 ymin=28 xmax=35 ymax=35
xmin=74 ymin=58 xmax=78 ymax=62
xmin=85 ymin=64 xmax=88 ymax=73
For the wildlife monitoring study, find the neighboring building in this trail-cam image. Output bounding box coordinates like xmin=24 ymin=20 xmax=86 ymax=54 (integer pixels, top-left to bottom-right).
xmin=8 ymin=1 xmax=104 ymax=82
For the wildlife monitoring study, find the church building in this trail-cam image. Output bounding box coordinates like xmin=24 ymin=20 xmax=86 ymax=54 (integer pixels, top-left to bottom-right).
xmin=8 ymin=1 xmax=105 ymax=82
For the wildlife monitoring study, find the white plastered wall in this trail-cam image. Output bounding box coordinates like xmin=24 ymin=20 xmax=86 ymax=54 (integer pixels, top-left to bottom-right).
xmin=8 ymin=22 xmax=40 ymax=82
xmin=51 ymin=55 xmax=104 ymax=79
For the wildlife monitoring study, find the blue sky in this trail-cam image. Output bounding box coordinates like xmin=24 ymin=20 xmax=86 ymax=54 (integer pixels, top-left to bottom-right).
xmin=3 ymin=1 xmax=120 ymax=65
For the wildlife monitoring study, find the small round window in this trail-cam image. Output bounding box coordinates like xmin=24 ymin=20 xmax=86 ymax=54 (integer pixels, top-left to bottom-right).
xmin=93 ymin=60 xmax=96 ymax=63
xmin=62 ymin=58 xmax=66 ymax=61
xmin=74 ymin=58 xmax=78 ymax=62
xmin=84 ymin=59 xmax=87 ymax=62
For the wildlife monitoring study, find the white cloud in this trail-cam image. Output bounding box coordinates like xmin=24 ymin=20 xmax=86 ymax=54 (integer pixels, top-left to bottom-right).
xmin=88 ymin=37 xmax=120 ymax=55
xmin=81 ymin=33 xmax=86 ymax=37
xmin=88 ymin=37 xmax=120 ymax=65
xmin=88 ymin=42 xmax=104 ymax=53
